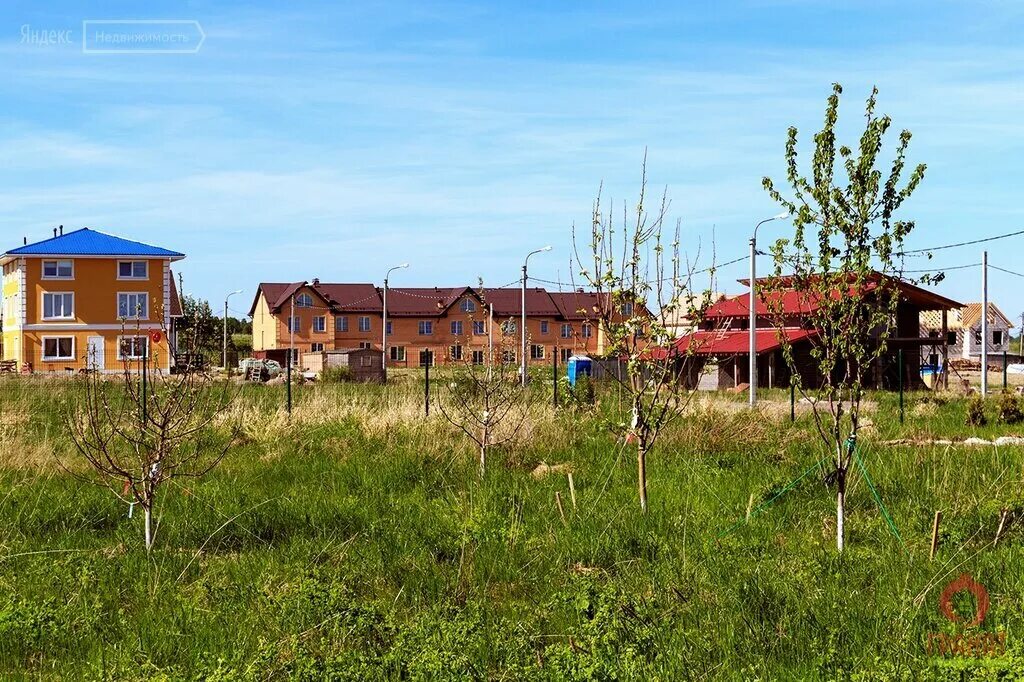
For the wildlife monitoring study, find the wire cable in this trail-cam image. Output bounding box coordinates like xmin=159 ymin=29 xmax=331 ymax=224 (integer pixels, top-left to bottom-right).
xmin=899 ymin=228 xmax=1024 ymax=255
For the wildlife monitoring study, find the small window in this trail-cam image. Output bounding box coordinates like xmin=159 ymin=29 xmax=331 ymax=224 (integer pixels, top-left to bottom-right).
xmin=560 ymin=348 xmax=573 ymax=363
xmin=530 ymin=344 xmax=545 ymax=360
xmin=620 ymin=302 xmax=634 ymax=316
xmin=582 ymin=323 xmax=593 ymax=339
xmin=460 ymin=299 xmax=476 ymax=313
xmin=451 ymin=320 xmax=463 ymax=335
xmin=118 ymin=261 xmax=148 ymax=279
xmin=43 ymin=336 xmax=74 ymax=360
xmin=313 ymin=316 xmax=326 ymax=333
xmin=540 ymin=321 xmax=549 ymax=335
xmin=311 ymin=342 xmax=325 ymax=352
xmin=360 ymin=356 xmax=372 ymax=367
xmin=471 ymin=350 xmax=484 ymax=365
xmin=336 ymin=316 xmax=349 ymax=332
xmin=358 ymin=341 xmax=372 ymax=349
xmin=973 ymin=329 xmax=982 ymax=345
xmin=419 ymin=349 xmax=433 ymax=367
xmin=287 ymin=317 xmax=301 ymax=332
xmin=502 ymin=320 xmax=516 ymax=336
xmin=358 ymin=316 xmax=371 ymax=332
xmin=418 ymin=320 xmax=433 ymax=335
xmin=390 ymin=346 xmax=406 ymax=361
xmin=501 ymin=349 xmax=516 ymax=364
xmin=118 ymin=337 xmax=148 ymax=360
xmin=560 ymin=323 xmax=572 ymax=339
xmin=947 ymin=331 xmax=956 ymax=345
xmin=473 ymin=321 xmax=485 ymax=335
xmin=295 ymin=293 xmax=313 ymax=308
xmin=42 ymin=260 xmax=73 ymax=279
xmin=43 ymin=292 xmax=74 ymax=319
xmin=994 ymin=330 xmax=1004 ymax=345
xmin=386 ymin=321 xmax=393 ymax=335
xmin=117 ymin=292 xmax=148 ymax=319
xmin=450 ymin=345 xmax=463 ymax=360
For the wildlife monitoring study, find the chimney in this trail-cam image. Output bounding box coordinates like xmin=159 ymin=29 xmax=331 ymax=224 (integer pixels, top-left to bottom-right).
xmin=577 ymin=287 xmax=584 ymax=293
xmin=53 ymin=228 xmax=57 ymax=237
xmin=312 ymin=277 xmax=320 ymax=286
xmin=23 ymin=237 xmax=27 ymax=245
xmin=58 ymin=225 xmax=63 ymax=236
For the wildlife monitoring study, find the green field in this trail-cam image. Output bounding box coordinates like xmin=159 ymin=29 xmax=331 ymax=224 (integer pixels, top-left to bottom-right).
xmin=2 ymin=374 xmax=1024 ymax=679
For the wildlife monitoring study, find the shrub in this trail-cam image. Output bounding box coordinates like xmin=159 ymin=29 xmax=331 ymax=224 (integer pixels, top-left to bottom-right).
xmin=998 ymin=391 xmax=1024 ymax=424
xmin=320 ymin=366 xmax=354 ymax=384
xmin=966 ymin=395 xmax=987 ymax=426
xmin=558 ymin=375 xmax=595 ymax=409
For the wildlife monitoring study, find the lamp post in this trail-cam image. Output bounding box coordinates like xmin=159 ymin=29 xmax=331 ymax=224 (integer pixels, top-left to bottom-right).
xmin=522 ymin=246 xmax=552 ymax=386
xmin=383 ymin=263 xmax=409 ymax=383
xmin=223 ymin=289 xmax=243 ymax=373
xmin=749 ymin=212 xmax=790 ymax=407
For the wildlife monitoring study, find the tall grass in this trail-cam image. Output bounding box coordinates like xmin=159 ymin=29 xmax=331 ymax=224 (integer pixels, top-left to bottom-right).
xmin=1 ymin=376 xmax=1023 ymax=678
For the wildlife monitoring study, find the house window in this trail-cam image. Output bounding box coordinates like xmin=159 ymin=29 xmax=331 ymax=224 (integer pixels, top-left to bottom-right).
xmin=289 ymin=348 xmax=299 ymax=365
xmin=42 ymin=292 xmax=74 ymax=320
xmin=418 ymin=320 xmax=433 ymax=335
xmin=994 ymin=330 xmax=1004 ymax=346
xmin=42 ymin=336 xmax=74 ymax=360
xmin=502 ymin=349 xmax=516 ymax=364
xmin=450 ymin=345 xmax=463 ymax=361
xmin=540 ymin=321 xmax=549 ymax=335
xmin=530 ymin=344 xmax=545 ymax=360
xmin=451 ymin=320 xmax=463 ymax=335
xmin=390 ymin=346 xmax=406 ymax=362
xmin=473 ymin=321 xmax=485 ymax=335
xmin=471 ymin=350 xmax=484 ymax=365
xmin=336 ymin=316 xmax=348 ymax=332
xmin=419 ymin=349 xmax=433 ymax=367
xmin=460 ymin=299 xmax=476 ymax=313
xmin=358 ymin=342 xmax=372 ymax=349
xmin=295 ymin=293 xmax=313 ymax=308
xmin=118 ymin=261 xmax=148 ymax=279
xmin=358 ymin=316 xmax=371 ymax=332
xmin=311 ymin=342 xmax=325 ymax=352
xmin=947 ymin=331 xmax=957 ymax=345
xmin=560 ymin=348 xmax=573 ymax=363
xmin=973 ymin=329 xmax=982 ymax=346
xmin=582 ymin=323 xmax=593 ymax=339
xmin=117 ymin=292 xmax=148 ymax=319
xmin=386 ymin=321 xmax=393 ymax=335
xmin=560 ymin=323 xmax=572 ymax=339
xmin=502 ymin=320 xmax=516 ymax=336
xmin=313 ymin=316 xmax=326 ymax=333
xmin=287 ymin=317 xmax=301 ymax=333
xmin=117 ymin=336 xmax=148 ymax=360
xmin=42 ymin=260 xmax=73 ymax=279
xmin=620 ymin=302 xmax=634 ymax=316
xmin=360 ymin=356 xmax=372 ymax=367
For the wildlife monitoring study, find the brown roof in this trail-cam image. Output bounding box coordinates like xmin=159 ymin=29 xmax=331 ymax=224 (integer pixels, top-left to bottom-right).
xmin=385 ymin=287 xmax=472 ymax=317
xmin=168 ymin=271 xmax=182 ymax=317
xmin=315 ymin=283 xmax=381 ymax=312
xmin=483 ymin=288 xmax=560 ymax=317
xmin=249 ymin=282 xmax=311 ymax=315
xmin=549 ymin=291 xmax=605 ymax=320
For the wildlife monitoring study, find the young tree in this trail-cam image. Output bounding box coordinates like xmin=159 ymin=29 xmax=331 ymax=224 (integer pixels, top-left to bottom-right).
xmin=761 ymin=83 xmax=926 ymax=551
xmin=573 ymin=157 xmax=712 ymax=512
xmin=64 ymin=319 xmax=239 ymax=551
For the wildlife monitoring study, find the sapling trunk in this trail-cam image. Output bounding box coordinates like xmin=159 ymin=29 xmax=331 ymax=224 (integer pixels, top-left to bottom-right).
xmin=637 ymin=442 xmax=648 ymax=513
xmin=836 ymin=466 xmax=846 ymax=552
xmin=144 ymin=505 xmax=154 ymax=552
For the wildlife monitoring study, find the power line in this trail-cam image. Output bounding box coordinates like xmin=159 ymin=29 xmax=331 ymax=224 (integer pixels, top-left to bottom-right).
xmin=899 ymin=228 xmax=1024 ymax=255
xmin=989 ymin=264 xmax=1024 ymax=279
xmin=902 ymin=263 xmax=979 ymax=274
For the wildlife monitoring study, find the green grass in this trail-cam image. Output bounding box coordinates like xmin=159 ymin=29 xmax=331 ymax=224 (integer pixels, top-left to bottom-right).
xmin=2 ymin=376 xmax=1024 ymax=679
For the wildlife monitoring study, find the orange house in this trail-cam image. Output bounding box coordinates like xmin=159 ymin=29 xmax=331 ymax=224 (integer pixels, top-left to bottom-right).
xmin=1 ymin=227 xmax=184 ymax=373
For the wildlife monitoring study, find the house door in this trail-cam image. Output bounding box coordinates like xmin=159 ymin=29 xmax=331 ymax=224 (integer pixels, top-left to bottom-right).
xmin=87 ymin=336 xmax=104 ymax=370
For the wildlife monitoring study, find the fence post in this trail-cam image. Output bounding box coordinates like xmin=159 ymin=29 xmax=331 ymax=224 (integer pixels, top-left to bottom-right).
xmin=142 ymin=339 xmax=148 ymax=425
xmin=552 ymin=349 xmax=558 ymax=410
xmin=898 ymin=349 xmax=904 ymax=424
xmin=424 ymin=353 xmax=430 ymax=417
xmin=1003 ymin=350 xmax=1008 ymax=390
xmin=286 ymin=352 xmax=292 ymax=415
xmin=790 ymin=382 xmax=795 ymax=423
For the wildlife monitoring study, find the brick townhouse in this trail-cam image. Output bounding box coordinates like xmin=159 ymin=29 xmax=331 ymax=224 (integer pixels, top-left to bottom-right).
xmin=249 ymin=280 xmax=616 ymax=367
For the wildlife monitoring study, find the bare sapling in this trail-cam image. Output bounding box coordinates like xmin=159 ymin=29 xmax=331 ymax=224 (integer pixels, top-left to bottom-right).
xmin=761 ymin=83 xmax=928 ymax=551
xmin=572 ymin=154 xmax=714 ymax=512
xmin=63 ymin=311 xmax=239 ymax=551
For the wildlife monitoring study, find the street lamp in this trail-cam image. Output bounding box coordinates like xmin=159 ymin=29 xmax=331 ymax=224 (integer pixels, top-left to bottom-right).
xmin=223 ymin=289 xmax=243 ymax=373
xmin=383 ymin=263 xmax=409 ymax=383
xmin=749 ymin=212 xmax=790 ymax=407
xmin=522 ymin=246 xmax=552 ymax=386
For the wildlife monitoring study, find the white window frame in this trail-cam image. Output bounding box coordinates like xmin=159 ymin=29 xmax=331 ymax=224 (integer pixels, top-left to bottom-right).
xmin=582 ymin=323 xmax=593 ymax=339
xmin=42 ymin=335 xmax=75 ymax=361
xmin=540 ymin=320 xmax=549 ymax=335
xmin=560 ymin=323 xmax=572 ymax=339
xmin=360 ymin=356 xmax=372 ymax=367
xmin=336 ymin=316 xmax=349 ymax=332
xmin=471 ymin=349 xmax=484 ymax=365
xmin=117 ymin=260 xmax=149 ymax=280
xmin=117 ymin=292 xmax=149 ymax=320
xmin=390 ymin=346 xmax=406 ymax=362
xmin=530 ymin=344 xmax=545 ymax=360
xmin=473 ymin=320 xmax=485 ymax=335
xmin=313 ymin=316 xmax=326 ymax=333
xmin=450 ymin=344 xmax=463 ymax=360
xmin=502 ymin=320 xmax=516 ymax=336
xmin=117 ymin=335 xmax=149 ymax=360
xmin=295 ymin=293 xmax=313 ymax=308
xmin=311 ymin=342 xmax=325 ymax=352
xmin=358 ymin=341 xmax=372 ymax=349
xmin=451 ymin=320 xmax=463 ymax=336
xmin=460 ymin=299 xmax=476 ymax=313
xmin=358 ymin=316 xmax=371 ymax=332
xmin=418 ymin=320 xmax=433 ymax=335
xmin=620 ymin=302 xmax=634 ymax=316
xmin=42 ymin=292 xmax=74 ymax=320
xmin=42 ymin=260 xmax=73 ymax=280
xmin=287 ymin=316 xmax=301 ymax=333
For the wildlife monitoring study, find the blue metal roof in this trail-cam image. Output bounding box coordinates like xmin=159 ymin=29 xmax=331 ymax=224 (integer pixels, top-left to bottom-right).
xmin=4 ymin=228 xmax=184 ymax=259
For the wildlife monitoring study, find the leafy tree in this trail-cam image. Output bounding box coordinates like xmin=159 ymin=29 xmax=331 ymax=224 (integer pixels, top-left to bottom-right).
xmin=761 ymin=83 xmax=925 ymax=551
xmin=177 ymin=295 xmax=220 ymax=354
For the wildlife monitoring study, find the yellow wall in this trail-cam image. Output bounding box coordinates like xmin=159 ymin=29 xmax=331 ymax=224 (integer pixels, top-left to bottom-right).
xmin=26 ymin=257 xmax=168 ymax=324
xmin=251 ymin=292 xmax=277 ymax=351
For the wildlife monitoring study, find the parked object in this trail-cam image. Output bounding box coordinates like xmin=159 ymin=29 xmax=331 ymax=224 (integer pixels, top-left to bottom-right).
xmin=239 ymin=358 xmax=282 ymax=382
xmin=566 ymin=355 xmax=592 ymax=386
xmin=1007 ymin=364 xmax=1024 ymax=375
xmin=304 ymin=348 xmax=383 ymax=383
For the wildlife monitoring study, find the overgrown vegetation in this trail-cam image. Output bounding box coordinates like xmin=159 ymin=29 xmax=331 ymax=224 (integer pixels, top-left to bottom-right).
xmin=2 ymin=376 xmax=1024 ymax=678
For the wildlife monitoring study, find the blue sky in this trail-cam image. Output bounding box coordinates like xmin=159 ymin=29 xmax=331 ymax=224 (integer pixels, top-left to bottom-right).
xmin=1 ymin=1 xmax=1023 ymax=320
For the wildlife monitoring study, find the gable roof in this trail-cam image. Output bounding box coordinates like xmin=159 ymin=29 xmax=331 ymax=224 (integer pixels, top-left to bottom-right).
xmin=168 ymin=272 xmax=183 ymax=318
xmin=3 ymin=228 xmax=184 ymax=262
xmin=484 ymin=288 xmax=561 ymax=317
xmin=316 ymin=283 xmax=381 ymax=313
xmin=921 ymin=302 xmax=1013 ymax=331
xmin=385 ymin=287 xmax=471 ymax=317
xmin=249 ymin=282 xmax=314 ymax=316
xmin=548 ymin=291 xmax=604 ymax=320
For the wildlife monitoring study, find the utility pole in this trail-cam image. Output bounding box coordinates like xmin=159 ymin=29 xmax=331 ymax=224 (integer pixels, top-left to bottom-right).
xmin=223 ymin=289 xmax=242 ymax=374
xmin=982 ymin=250 xmax=989 ymax=395
xmin=749 ymin=212 xmax=789 ymax=407
xmin=382 ymin=263 xmax=409 ymax=383
xmin=522 ymin=246 xmax=552 ymax=386
xmin=287 ymin=294 xmax=294 ymax=414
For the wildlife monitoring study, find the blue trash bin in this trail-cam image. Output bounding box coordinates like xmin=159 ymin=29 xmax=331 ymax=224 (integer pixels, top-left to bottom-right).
xmin=567 ymin=355 xmax=592 ymax=386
